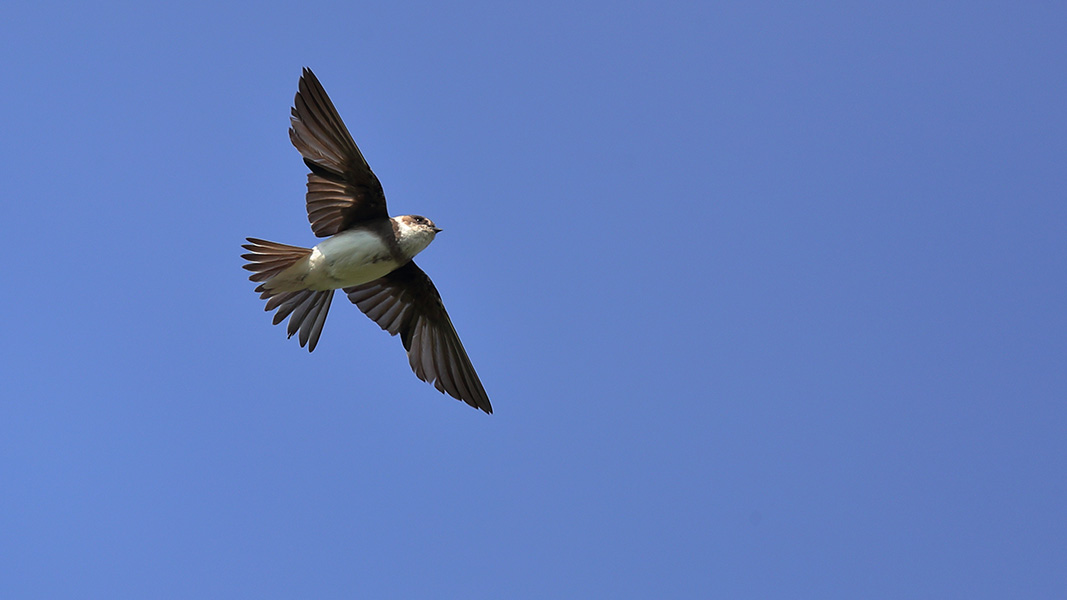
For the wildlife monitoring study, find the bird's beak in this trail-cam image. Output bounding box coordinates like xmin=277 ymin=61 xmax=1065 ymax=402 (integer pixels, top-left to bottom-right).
xmin=432 ymin=227 xmax=443 ymax=233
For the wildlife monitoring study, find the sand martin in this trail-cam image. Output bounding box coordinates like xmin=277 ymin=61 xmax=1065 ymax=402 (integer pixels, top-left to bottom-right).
xmin=242 ymin=68 xmax=491 ymax=413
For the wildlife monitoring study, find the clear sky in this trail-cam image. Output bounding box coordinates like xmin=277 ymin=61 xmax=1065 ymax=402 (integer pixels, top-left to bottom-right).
xmin=2 ymin=1 xmax=1064 ymax=598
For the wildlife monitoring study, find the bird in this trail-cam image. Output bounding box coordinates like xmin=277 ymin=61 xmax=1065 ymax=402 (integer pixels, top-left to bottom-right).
xmin=242 ymin=68 xmax=491 ymax=414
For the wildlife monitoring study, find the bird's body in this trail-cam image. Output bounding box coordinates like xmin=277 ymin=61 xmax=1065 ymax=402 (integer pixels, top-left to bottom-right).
xmin=261 ymin=217 xmax=433 ymax=293
xmin=242 ymin=69 xmax=491 ymax=413
xmin=303 ymin=227 xmax=400 ymax=290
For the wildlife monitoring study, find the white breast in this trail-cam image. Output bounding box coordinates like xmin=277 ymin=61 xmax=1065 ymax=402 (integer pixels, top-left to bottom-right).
xmin=306 ymin=229 xmax=400 ymax=290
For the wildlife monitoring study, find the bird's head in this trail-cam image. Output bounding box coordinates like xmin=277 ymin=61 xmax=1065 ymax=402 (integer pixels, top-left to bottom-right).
xmin=395 ymin=215 xmax=441 ymax=258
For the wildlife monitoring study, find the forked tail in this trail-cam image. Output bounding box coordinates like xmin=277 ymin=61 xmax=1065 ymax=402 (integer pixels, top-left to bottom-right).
xmin=241 ymin=238 xmax=334 ymax=351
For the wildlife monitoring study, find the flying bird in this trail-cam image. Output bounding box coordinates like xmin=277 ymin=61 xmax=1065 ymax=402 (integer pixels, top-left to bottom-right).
xmin=242 ymin=68 xmax=491 ymax=413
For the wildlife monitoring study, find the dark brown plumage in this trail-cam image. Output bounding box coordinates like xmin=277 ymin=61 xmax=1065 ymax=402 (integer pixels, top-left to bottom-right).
xmin=289 ymin=68 xmax=388 ymax=235
xmin=345 ymin=262 xmax=491 ymax=413
xmin=242 ymin=68 xmax=492 ymax=413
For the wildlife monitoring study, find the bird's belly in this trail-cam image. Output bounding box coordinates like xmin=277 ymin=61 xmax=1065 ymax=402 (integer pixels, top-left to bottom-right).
xmin=306 ymin=230 xmax=400 ymax=289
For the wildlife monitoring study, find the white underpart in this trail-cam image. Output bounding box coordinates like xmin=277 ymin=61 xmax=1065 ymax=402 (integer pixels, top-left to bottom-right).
xmin=304 ymin=229 xmax=401 ymax=290
xmin=263 ymin=217 xmax=437 ymax=293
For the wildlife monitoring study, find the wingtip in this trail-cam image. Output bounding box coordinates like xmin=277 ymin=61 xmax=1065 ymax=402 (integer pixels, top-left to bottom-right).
xmin=463 ymin=390 xmax=493 ymax=415
xmin=454 ymin=392 xmax=494 ymax=415
xmin=299 ymin=67 xmax=319 ymax=88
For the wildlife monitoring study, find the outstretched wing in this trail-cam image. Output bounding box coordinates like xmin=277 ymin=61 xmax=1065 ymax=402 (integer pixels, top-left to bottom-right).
xmin=290 ymin=68 xmax=388 ymax=236
xmin=345 ymin=262 xmax=492 ymax=413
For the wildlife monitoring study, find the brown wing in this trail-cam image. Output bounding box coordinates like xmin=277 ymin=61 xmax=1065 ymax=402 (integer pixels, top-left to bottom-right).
xmin=290 ymin=68 xmax=388 ymax=237
xmin=344 ymin=262 xmax=492 ymax=414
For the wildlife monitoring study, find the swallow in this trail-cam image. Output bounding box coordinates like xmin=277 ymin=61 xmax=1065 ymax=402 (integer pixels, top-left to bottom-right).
xmin=242 ymin=68 xmax=491 ymax=413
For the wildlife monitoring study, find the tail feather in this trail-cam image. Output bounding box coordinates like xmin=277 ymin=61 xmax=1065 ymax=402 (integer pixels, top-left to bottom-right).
xmin=241 ymin=238 xmax=312 ymax=283
xmin=242 ymin=238 xmax=334 ymax=352
xmin=270 ymin=288 xmax=334 ymax=351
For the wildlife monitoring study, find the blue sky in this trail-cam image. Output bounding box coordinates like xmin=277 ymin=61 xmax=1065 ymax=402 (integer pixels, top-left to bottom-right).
xmin=2 ymin=1 xmax=1064 ymax=597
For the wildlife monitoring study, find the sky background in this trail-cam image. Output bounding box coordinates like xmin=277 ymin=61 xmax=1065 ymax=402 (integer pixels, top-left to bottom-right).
xmin=1 ymin=1 xmax=1064 ymax=598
